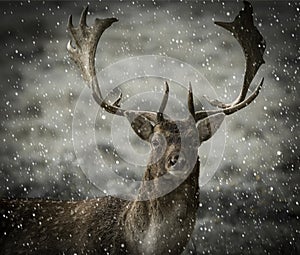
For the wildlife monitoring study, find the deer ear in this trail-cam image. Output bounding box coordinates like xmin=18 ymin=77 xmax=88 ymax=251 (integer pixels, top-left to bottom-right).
xmin=125 ymin=112 xmax=155 ymax=141
xmin=196 ymin=113 xmax=225 ymax=143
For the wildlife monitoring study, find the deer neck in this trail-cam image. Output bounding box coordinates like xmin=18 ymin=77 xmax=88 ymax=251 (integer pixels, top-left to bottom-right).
xmin=122 ymin=158 xmax=200 ymax=254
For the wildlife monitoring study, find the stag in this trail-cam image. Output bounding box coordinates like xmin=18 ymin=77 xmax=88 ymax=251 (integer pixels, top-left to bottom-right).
xmin=0 ymin=1 xmax=265 ymax=254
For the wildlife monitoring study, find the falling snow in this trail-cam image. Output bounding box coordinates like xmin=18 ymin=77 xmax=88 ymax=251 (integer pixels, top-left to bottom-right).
xmin=0 ymin=1 xmax=299 ymax=254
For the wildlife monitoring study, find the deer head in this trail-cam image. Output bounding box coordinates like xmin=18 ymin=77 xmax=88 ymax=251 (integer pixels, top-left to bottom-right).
xmin=0 ymin=3 xmax=267 ymax=255
xmin=67 ymin=1 xmax=265 ymax=197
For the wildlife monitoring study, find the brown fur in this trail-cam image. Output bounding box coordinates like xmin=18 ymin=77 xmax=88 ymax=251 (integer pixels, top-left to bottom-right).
xmin=0 ymin=120 xmax=200 ymax=255
xmin=0 ymin=1 xmax=265 ymax=253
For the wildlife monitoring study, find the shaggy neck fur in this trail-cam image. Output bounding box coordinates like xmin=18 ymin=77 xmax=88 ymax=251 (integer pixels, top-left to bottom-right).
xmin=122 ymin=158 xmax=200 ymax=255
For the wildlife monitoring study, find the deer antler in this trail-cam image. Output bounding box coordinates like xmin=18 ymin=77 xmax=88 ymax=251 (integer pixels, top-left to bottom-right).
xmin=67 ymin=6 xmax=124 ymax=115
xmin=68 ymin=3 xmax=265 ymax=129
xmin=67 ymin=6 xmax=169 ymax=124
xmin=193 ymin=1 xmax=266 ymax=121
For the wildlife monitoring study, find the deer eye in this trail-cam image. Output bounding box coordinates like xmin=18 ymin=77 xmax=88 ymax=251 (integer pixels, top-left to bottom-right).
xmin=169 ymin=155 xmax=179 ymax=167
xmin=151 ymin=139 xmax=160 ymax=148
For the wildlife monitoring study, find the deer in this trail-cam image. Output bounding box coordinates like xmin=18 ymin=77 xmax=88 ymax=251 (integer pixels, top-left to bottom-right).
xmin=0 ymin=1 xmax=265 ymax=254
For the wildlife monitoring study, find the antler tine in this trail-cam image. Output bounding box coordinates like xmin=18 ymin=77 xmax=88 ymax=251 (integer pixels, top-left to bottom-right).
xmin=79 ymin=6 xmax=88 ymax=27
xmin=68 ymin=15 xmax=74 ymax=29
xmin=157 ymin=82 xmax=169 ymax=122
xmin=188 ymin=82 xmax=196 ymax=118
xmin=194 ymin=1 xmax=265 ymax=121
xmin=67 ymin=15 xmax=77 ymax=51
xmin=112 ymin=93 xmax=123 ymax=108
xmin=194 ymin=77 xmax=263 ymax=120
xmin=223 ymin=77 xmax=264 ymax=115
xmin=158 ymin=82 xmax=169 ymax=113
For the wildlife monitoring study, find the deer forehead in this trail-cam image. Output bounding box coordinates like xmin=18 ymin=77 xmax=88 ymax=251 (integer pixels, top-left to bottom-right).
xmin=153 ymin=120 xmax=198 ymax=145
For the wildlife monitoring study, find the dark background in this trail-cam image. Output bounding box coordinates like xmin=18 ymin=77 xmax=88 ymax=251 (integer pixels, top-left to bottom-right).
xmin=0 ymin=1 xmax=299 ymax=254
